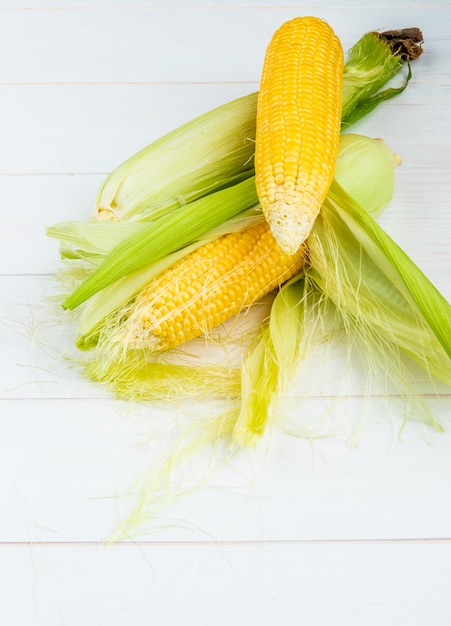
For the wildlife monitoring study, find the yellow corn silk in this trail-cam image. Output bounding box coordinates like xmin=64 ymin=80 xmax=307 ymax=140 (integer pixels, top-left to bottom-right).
xmin=255 ymin=16 xmax=344 ymax=254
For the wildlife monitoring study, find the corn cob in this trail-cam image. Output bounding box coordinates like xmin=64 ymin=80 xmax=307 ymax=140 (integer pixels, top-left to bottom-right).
xmin=113 ymin=221 xmax=306 ymax=354
xmin=255 ymin=16 xmax=344 ymax=254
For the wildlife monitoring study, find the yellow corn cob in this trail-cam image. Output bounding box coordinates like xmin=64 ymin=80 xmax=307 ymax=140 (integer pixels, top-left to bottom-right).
xmin=119 ymin=222 xmax=306 ymax=353
xmin=255 ymin=16 xmax=344 ymax=254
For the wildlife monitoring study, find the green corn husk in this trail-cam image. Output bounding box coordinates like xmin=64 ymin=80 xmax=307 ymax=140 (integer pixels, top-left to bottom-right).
xmin=83 ymin=134 xmax=402 ymax=402
xmin=93 ymin=93 xmax=257 ymax=223
xmin=47 ymin=220 xmax=145 ymax=264
xmin=333 ymin=133 xmax=400 ymax=215
xmin=318 ymin=184 xmax=451 ymax=364
xmin=49 ymin=26 xmax=422 ymax=315
xmin=232 ymin=277 xmax=311 ymax=444
xmin=74 ymin=208 xmax=264 ymax=351
xmin=340 ymin=30 xmax=417 ymax=126
xmin=232 ymin=180 xmax=451 ymax=446
xmin=62 ymin=177 xmax=259 ymax=311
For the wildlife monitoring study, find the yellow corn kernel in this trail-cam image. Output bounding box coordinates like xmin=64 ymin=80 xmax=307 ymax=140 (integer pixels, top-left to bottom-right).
xmin=255 ymin=16 xmax=344 ymax=255
xmin=121 ymin=222 xmax=306 ymax=352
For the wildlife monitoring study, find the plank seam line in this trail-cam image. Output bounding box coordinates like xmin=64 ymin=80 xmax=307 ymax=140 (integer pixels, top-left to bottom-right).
xmin=1 ymin=393 xmax=450 ymax=402
xmin=0 ymin=4 xmax=450 ymax=11
xmin=1 ymin=537 xmax=451 ymax=548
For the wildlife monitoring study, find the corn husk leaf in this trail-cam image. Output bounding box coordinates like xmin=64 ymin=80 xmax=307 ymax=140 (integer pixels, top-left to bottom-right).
xmin=62 ymin=177 xmax=259 ymax=310
xmin=74 ymin=208 xmax=264 ymax=350
xmin=93 ymin=93 xmax=257 ymax=222
xmin=232 ymin=180 xmax=451 ymax=445
xmin=47 ymin=221 xmax=145 ymax=264
xmin=341 ymin=29 xmax=422 ymax=127
xmin=317 ymin=181 xmax=451 ymax=366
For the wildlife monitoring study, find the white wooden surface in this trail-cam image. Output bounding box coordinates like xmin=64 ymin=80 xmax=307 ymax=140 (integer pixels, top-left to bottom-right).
xmin=1 ymin=2 xmax=451 ymax=624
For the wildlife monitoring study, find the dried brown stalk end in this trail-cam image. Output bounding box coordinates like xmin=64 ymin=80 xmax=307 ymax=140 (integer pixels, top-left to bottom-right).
xmin=376 ymin=27 xmax=424 ymax=60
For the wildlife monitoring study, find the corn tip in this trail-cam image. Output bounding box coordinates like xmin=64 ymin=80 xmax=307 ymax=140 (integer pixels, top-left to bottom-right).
xmin=265 ymin=201 xmax=316 ymax=254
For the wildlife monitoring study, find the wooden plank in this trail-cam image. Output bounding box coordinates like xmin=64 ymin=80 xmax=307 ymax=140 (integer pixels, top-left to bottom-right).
xmin=1 ymin=396 xmax=450 ymax=542
xmin=0 ymin=74 xmax=448 ymax=175
xmin=0 ymin=83 xmax=254 ymax=174
xmin=0 ymin=0 xmax=445 ymax=7
xmin=0 ymin=174 xmax=105 ymax=274
xmin=0 ymin=273 xmax=111 ymax=399
xmin=1 ymin=539 xmax=451 ymax=625
xmin=0 ymin=6 xmax=448 ymax=84
xmin=0 ymin=4 xmax=449 ymax=625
